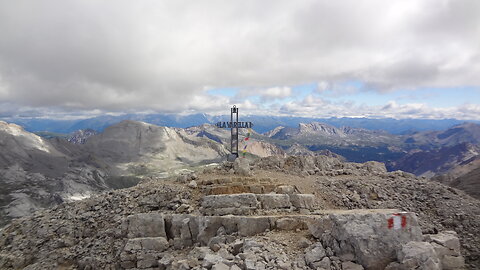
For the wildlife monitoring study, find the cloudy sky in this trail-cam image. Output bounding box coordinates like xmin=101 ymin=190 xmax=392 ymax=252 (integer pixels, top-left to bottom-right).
xmin=0 ymin=0 xmax=479 ymax=119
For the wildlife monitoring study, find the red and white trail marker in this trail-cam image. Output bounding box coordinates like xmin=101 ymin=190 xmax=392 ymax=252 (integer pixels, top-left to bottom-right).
xmin=388 ymin=213 xmax=407 ymax=230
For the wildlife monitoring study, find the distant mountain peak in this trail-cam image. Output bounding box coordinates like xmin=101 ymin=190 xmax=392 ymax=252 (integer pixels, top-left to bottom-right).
xmin=0 ymin=121 xmax=53 ymax=153
xmin=263 ymin=126 xmax=285 ymax=137
xmin=68 ymin=129 xmax=98 ymax=144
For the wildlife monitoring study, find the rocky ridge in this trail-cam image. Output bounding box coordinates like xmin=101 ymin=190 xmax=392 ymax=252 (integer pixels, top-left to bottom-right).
xmin=0 ymin=155 xmax=478 ymax=269
xmin=0 ymin=120 xmax=233 ymax=226
xmin=0 ymin=121 xmax=110 ymax=227
xmin=185 ymin=124 xmax=285 ymax=158
xmin=263 ymin=122 xmax=397 ymax=146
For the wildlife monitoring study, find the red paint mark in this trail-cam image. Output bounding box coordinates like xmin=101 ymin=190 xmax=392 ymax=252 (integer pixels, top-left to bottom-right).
xmin=388 ymin=213 xmax=408 ymax=230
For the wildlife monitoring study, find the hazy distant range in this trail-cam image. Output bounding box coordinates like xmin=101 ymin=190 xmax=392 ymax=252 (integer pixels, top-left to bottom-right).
xmin=4 ymin=113 xmax=480 ymax=135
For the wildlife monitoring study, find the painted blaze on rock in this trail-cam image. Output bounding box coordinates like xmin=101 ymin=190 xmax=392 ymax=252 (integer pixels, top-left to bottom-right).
xmin=308 ymin=210 xmax=423 ymax=270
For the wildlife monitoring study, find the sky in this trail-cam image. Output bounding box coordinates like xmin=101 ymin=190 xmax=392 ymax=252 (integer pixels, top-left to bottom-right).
xmin=0 ymin=0 xmax=479 ymax=120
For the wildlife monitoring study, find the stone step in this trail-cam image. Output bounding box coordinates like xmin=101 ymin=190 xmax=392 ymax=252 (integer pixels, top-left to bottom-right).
xmin=202 ymin=184 xmax=297 ymax=195
xmin=197 ymin=177 xmax=273 ymax=186
xmin=200 ymin=193 xmax=316 ymax=215
xmin=121 ymin=211 xmax=464 ymax=270
xmin=122 ymin=209 xmax=423 ymax=269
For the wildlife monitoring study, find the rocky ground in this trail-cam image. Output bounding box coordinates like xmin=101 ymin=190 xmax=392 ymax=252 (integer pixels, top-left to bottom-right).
xmin=0 ymin=155 xmax=479 ymax=269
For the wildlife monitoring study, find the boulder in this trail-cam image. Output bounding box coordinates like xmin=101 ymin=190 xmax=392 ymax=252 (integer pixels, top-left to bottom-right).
xmin=397 ymin=241 xmax=441 ymax=270
xmin=125 ymin=213 xmax=166 ymax=238
xmin=308 ymin=210 xmax=422 ymax=270
xmin=425 ymin=231 xmax=461 ymax=254
xmin=363 ymin=161 xmax=387 ymax=174
xmin=187 ymin=180 xmax=198 ymax=188
xmin=304 ymin=243 xmax=326 ymax=268
xmin=441 ymin=255 xmax=465 ymax=270
xmin=166 ymin=215 xmax=198 ymax=249
xmin=202 ymin=253 xmax=223 ymax=268
xmin=212 ymin=262 xmax=230 ymax=270
xmin=233 ymin=158 xmax=252 ymax=176
xmin=315 ymin=257 xmax=331 ymax=269
xmin=424 ymin=231 xmax=464 ymax=269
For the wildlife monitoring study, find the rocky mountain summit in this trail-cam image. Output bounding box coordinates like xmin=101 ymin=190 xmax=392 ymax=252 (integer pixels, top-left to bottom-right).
xmin=67 ymin=129 xmax=97 ymax=144
xmin=1 ymin=155 xmax=478 ymax=269
xmin=83 ymin=120 xmax=228 ymax=174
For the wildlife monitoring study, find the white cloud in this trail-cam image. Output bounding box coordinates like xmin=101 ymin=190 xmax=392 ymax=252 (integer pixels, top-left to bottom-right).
xmin=261 ymin=87 xmax=292 ymax=100
xmin=0 ymin=0 xmax=478 ymax=117
xmin=278 ymin=96 xmax=480 ymax=120
xmin=317 ymin=81 xmax=329 ymax=92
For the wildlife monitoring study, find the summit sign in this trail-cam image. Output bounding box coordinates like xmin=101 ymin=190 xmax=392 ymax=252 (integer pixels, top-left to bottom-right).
xmin=215 ymin=121 xmax=253 ymax=129
xmin=215 ymin=105 xmax=253 ymax=159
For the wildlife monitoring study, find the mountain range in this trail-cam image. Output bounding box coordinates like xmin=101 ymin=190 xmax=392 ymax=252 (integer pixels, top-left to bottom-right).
xmin=190 ymin=120 xmax=480 ymax=198
xmin=1 ymin=117 xmax=480 ymax=226
xmin=4 ymin=113 xmax=479 ymax=135
xmin=0 ymin=120 xmax=230 ymax=225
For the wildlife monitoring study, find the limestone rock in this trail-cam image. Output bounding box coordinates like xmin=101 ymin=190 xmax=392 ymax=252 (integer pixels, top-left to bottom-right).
xmin=257 ymin=194 xmax=291 ymax=209
xmin=236 ymin=216 xmax=271 ymax=237
xmin=202 ymin=193 xmax=258 ymax=209
xmin=309 ymin=210 xmax=423 ymax=270
xmin=187 ymin=180 xmax=198 ymax=188
xmin=212 ymin=262 xmax=230 ymax=270
xmin=304 ymin=243 xmax=326 ymax=268
xmin=442 ymin=255 xmax=465 ymax=270
xmin=397 ymin=241 xmax=441 ymax=270
xmin=126 ymin=213 xmax=166 ymax=238
xmin=125 ymin=237 xmax=169 ymax=252
xmin=233 ymin=158 xmax=252 ymax=176
xmin=136 ymin=253 xmax=158 ymax=268
xmin=289 ymin=194 xmax=316 ymax=209
xmin=425 ymin=231 xmax=461 ymax=253
xmin=276 ymin=217 xmax=305 ymax=231
xmin=203 ymin=253 xmax=223 ymax=268
xmin=424 ymin=231 xmax=464 ymax=269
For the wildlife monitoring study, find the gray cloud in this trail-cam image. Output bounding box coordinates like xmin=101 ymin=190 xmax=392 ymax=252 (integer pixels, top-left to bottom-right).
xmin=0 ymin=0 xmax=479 ymax=116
